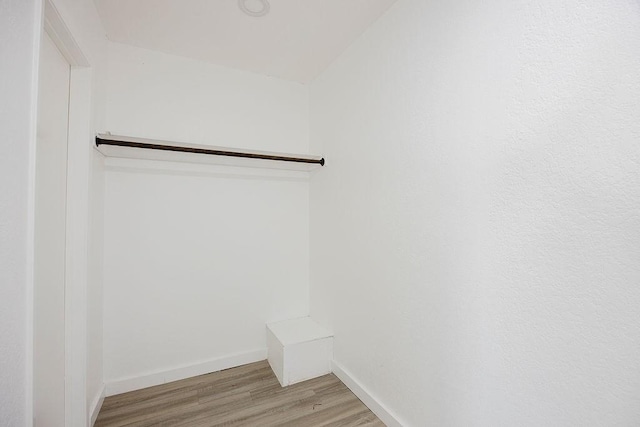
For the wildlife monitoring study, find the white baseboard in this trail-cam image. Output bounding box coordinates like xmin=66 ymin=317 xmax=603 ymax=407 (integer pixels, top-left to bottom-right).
xmin=89 ymin=385 xmax=105 ymax=426
xmin=331 ymin=360 xmax=405 ymax=427
xmin=105 ymin=348 xmax=267 ymax=396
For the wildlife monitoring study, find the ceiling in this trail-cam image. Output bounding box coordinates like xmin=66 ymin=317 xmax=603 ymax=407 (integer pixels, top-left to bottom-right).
xmin=94 ymin=0 xmax=398 ymax=83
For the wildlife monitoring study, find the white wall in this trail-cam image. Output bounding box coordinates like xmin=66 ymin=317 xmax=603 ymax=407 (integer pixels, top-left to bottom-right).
xmin=102 ymin=44 xmax=311 ymax=388
xmin=309 ymin=0 xmax=640 ymax=426
xmin=104 ymin=42 xmax=309 ymax=153
xmin=0 ymin=0 xmax=41 ymax=423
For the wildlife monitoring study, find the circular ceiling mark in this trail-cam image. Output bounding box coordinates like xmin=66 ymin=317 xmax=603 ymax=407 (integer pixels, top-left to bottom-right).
xmin=238 ymin=0 xmax=270 ymax=17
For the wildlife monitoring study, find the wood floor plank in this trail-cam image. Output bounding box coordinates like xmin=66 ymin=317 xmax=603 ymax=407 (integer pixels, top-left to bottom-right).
xmin=95 ymin=361 xmax=385 ymax=427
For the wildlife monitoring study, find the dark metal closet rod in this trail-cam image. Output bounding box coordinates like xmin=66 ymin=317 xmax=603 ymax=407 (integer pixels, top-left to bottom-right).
xmin=95 ymin=136 xmax=325 ymax=166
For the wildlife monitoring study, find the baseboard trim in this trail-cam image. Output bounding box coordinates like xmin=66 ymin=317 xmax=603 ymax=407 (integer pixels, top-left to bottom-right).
xmin=105 ymin=348 xmax=267 ymax=396
xmin=89 ymin=384 xmax=106 ymax=426
xmin=331 ymin=360 xmax=405 ymax=427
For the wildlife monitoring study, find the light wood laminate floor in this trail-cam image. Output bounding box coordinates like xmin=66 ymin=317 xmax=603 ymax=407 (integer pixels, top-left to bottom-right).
xmin=95 ymin=360 xmax=385 ymax=426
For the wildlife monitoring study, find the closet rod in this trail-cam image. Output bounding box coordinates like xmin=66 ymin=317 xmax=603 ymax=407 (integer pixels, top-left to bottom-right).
xmin=95 ymin=136 xmax=325 ymax=166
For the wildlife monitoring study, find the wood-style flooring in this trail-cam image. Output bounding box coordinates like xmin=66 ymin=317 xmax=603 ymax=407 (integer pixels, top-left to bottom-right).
xmin=95 ymin=360 xmax=385 ymax=426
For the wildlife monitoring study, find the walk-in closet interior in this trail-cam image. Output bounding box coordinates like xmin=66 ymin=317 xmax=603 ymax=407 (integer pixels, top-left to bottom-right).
xmin=2 ymin=0 xmax=640 ymax=426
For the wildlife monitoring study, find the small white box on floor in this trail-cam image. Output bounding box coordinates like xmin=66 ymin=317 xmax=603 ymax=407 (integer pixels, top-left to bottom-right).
xmin=266 ymin=317 xmax=333 ymax=387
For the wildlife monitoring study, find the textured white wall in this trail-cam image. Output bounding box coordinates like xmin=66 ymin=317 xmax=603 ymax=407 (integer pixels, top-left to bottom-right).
xmin=102 ymin=46 xmax=311 ymax=385
xmin=309 ymin=0 xmax=640 ymax=425
xmin=0 ymin=0 xmax=41 ymax=423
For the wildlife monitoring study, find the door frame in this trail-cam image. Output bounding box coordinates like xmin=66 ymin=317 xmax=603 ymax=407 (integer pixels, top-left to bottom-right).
xmin=30 ymin=1 xmax=94 ymax=425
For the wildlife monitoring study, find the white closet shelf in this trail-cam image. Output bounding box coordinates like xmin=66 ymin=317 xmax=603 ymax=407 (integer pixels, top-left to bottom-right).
xmin=94 ymin=134 xmax=325 ymax=171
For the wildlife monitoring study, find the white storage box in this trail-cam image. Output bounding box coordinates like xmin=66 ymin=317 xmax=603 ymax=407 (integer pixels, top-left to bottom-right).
xmin=266 ymin=317 xmax=333 ymax=387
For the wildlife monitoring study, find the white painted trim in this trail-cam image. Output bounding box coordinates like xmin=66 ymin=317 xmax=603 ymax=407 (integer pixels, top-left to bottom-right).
xmin=26 ymin=2 xmax=46 ymax=426
xmin=103 ymin=156 xmax=311 ymax=182
xmin=89 ymin=384 xmax=105 ymax=427
xmin=331 ymin=360 xmax=406 ymax=427
xmin=39 ymin=1 xmax=93 ymax=425
xmin=105 ymin=349 xmax=267 ymax=396
xmin=65 ymin=66 xmax=93 ymax=427
xmin=43 ymin=0 xmax=89 ymax=67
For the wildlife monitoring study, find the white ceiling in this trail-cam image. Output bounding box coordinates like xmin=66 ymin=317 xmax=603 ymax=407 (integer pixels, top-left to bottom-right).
xmin=94 ymin=0 xmax=398 ymax=83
